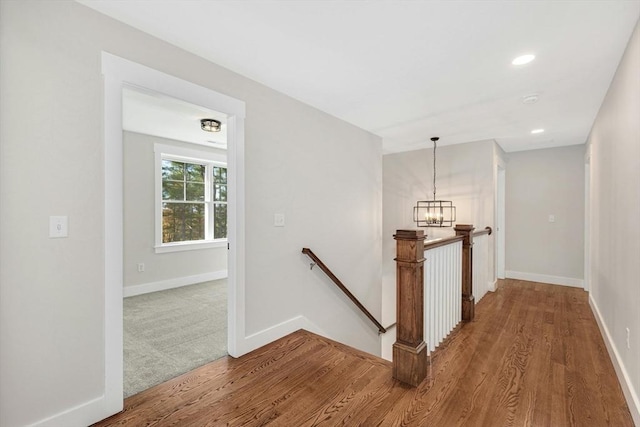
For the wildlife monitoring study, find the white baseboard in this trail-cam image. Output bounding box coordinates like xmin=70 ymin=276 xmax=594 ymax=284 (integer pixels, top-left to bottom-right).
xmin=236 ymin=315 xmax=326 ymax=356
xmin=29 ymin=395 xmax=108 ymax=427
xmin=505 ymin=270 xmax=584 ymax=288
xmin=589 ymin=295 xmax=640 ymax=425
xmin=489 ymin=279 xmax=497 ymax=292
xmin=123 ymin=270 xmax=228 ymax=297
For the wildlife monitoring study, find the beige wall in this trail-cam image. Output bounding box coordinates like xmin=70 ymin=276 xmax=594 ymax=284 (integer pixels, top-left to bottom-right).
xmin=123 ymin=132 xmax=227 ymax=289
xmin=0 ymin=1 xmax=382 ymax=425
xmin=587 ymin=18 xmax=640 ymax=423
xmin=505 ymin=145 xmax=585 ymax=284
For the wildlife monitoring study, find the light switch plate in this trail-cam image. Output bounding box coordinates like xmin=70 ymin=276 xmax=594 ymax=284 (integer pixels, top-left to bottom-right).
xmin=274 ymin=213 xmax=285 ymax=227
xmin=49 ymin=216 xmax=68 ymax=238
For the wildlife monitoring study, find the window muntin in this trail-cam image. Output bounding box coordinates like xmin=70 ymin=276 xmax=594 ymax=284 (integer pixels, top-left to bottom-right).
xmin=154 ymin=144 xmax=227 ymax=250
xmin=161 ymin=159 xmax=208 ymax=243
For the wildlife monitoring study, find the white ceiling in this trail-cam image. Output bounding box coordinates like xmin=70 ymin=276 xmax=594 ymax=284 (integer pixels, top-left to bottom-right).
xmin=123 ymin=87 xmax=228 ymax=149
xmin=80 ymin=0 xmax=640 ymax=153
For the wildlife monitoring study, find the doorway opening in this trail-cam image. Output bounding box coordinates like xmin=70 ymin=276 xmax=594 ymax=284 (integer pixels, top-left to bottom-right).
xmin=102 ymin=52 xmax=246 ymax=418
xmin=122 ymin=87 xmax=229 ymax=397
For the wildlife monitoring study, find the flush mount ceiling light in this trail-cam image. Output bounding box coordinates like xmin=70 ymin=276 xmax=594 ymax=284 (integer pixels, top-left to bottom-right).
xmin=200 ymin=118 xmax=221 ymax=132
xmin=413 ymin=137 xmax=456 ymax=228
xmin=512 ymin=54 xmax=536 ymax=65
xmin=522 ymin=94 xmax=539 ymax=104
xmin=531 ymin=128 xmax=545 ymax=134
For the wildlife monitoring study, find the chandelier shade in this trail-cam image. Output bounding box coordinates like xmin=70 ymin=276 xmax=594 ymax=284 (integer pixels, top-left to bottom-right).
xmin=413 ymin=200 xmax=456 ymax=227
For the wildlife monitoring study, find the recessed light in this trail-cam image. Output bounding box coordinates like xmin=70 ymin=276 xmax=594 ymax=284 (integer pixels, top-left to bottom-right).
xmin=512 ymin=54 xmax=535 ymax=65
xmin=531 ymin=129 xmax=545 ymax=134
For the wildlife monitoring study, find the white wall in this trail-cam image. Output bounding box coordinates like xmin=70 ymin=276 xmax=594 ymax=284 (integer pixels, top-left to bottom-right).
xmin=505 ymin=145 xmax=585 ymax=286
xmin=586 ymin=18 xmax=640 ymax=424
xmin=123 ymin=132 xmax=228 ymax=291
xmin=0 ymin=2 xmax=382 ymax=426
xmin=382 ymin=140 xmax=498 ymax=326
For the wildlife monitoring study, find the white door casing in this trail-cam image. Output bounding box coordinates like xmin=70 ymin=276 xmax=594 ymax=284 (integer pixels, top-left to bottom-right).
xmin=102 ymin=52 xmax=245 ymax=420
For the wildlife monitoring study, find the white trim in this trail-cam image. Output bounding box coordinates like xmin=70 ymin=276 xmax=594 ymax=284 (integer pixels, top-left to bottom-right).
xmin=102 ymin=66 xmax=124 ymax=420
xmin=476 ymin=281 xmax=496 ymax=301
xmin=381 ymin=324 xmax=396 ymax=362
xmin=236 ymin=316 xmax=326 ymax=356
xmin=154 ymin=240 xmax=227 ymax=253
xmin=154 ymin=143 xmax=228 ymax=248
xmin=153 ymin=143 xmax=227 ymax=163
xmin=101 ymin=52 xmax=246 ymax=424
xmin=226 ymin=114 xmax=246 ymax=358
xmin=123 ymin=270 xmax=228 ymax=297
xmin=505 ymin=270 xmax=584 ymax=288
xmin=584 ymin=151 xmax=591 ymax=292
xmin=496 ymin=166 xmax=506 ymax=279
xmin=28 ymin=396 xmax=105 ymax=427
xmin=102 ymin=54 xmax=245 ymax=117
xmin=589 ymin=296 xmax=640 ymax=425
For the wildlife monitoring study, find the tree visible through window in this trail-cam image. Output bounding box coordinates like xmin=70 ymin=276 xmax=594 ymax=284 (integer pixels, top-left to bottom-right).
xmin=161 ymin=159 xmax=226 ymax=243
xmin=213 ymin=166 xmax=227 ymax=239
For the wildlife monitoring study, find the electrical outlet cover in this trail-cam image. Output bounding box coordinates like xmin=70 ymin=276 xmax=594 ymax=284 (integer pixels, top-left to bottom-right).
xmin=49 ymin=216 xmax=68 ymax=238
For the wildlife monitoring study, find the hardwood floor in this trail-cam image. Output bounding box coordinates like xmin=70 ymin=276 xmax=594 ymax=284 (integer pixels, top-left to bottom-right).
xmin=94 ymin=280 xmax=633 ymax=426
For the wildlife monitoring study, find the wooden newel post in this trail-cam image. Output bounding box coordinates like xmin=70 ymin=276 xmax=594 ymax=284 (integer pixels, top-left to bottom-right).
xmin=455 ymin=224 xmax=475 ymax=322
xmin=393 ymin=229 xmax=428 ymax=387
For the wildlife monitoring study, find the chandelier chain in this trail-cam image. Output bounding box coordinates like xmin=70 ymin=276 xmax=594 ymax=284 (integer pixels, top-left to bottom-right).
xmin=432 ymin=138 xmax=437 ymax=201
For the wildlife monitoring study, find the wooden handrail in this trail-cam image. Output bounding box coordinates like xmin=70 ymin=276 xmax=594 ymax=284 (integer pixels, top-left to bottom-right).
xmin=302 ymin=248 xmax=386 ymax=334
xmin=424 ymin=235 xmax=464 ymax=251
xmin=473 ymin=226 xmax=492 ymax=237
xmin=424 ymin=226 xmax=491 ymax=251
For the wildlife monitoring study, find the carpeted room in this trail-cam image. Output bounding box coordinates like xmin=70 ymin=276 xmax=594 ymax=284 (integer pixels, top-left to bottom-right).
xmin=124 ymin=279 xmax=227 ymax=397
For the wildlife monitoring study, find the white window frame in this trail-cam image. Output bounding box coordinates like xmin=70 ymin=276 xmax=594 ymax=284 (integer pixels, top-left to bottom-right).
xmin=154 ymin=143 xmax=227 ymax=253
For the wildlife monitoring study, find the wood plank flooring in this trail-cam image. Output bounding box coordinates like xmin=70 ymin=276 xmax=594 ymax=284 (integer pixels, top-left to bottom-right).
xmin=94 ymin=280 xmax=633 ymax=426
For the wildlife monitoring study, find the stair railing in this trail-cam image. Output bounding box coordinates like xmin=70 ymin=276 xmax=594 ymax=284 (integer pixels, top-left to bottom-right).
xmin=393 ymin=224 xmax=493 ymax=387
xmin=302 ymin=248 xmax=387 ymax=334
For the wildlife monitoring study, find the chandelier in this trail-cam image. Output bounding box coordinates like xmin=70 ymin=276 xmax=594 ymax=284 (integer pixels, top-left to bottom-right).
xmin=413 ymin=137 xmax=456 ymax=227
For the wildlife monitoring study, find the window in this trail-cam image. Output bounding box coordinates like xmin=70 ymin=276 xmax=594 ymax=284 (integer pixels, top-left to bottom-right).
xmin=155 ymin=144 xmax=227 ymax=252
xmin=212 ymin=165 xmax=227 ymax=239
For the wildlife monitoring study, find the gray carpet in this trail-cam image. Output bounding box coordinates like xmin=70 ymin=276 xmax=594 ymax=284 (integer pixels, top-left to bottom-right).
xmin=124 ymin=279 xmax=227 ymax=398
